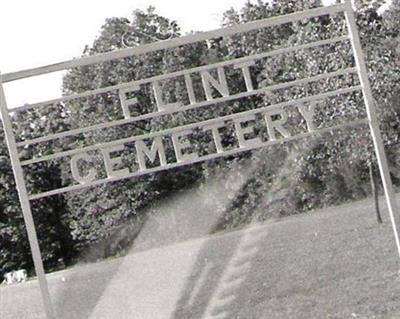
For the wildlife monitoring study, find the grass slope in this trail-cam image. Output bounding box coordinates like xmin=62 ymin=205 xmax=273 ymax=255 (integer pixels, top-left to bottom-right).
xmin=1 ymin=196 xmax=400 ymax=319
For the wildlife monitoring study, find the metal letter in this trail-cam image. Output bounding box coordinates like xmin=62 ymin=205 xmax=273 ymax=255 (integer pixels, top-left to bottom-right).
xmin=233 ymin=114 xmax=261 ymax=148
xmin=135 ymin=136 xmax=167 ymax=170
xmin=101 ymin=145 xmax=129 ymax=178
xmin=71 ymin=153 xmax=97 ymax=184
xmin=203 ymin=121 xmax=225 ymax=153
xmin=153 ymin=80 xmax=182 ymax=111
xmin=171 ymin=130 xmax=198 ymax=162
xmin=298 ymin=102 xmax=317 ymax=132
xmin=263 ymin=108 xmax=290 ymax=141
xmin=201 ymin=67 xmax=229 ymax=101
xmin=184 ymin=74 xmax=197 ymax=105
xmin=119 ymin=84 xmax=140 ymax=119
xmin=234 ymin=60 xmax=256 ymax=92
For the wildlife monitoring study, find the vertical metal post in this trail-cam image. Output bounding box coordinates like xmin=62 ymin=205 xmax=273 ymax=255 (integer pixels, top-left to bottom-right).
xmin=0 ymin=76 xmax=55 ymax=319
xmin=344 ymin=0 xmax=400 ymax=259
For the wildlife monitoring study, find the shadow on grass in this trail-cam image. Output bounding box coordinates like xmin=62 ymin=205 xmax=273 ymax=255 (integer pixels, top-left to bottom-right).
xmin=170 ymin=220 xmax=268 ymax=319
xmin=49 ymin=157 xmax=262 ymax=318
xmin=52 ymin=217 xmax=146 ymax=319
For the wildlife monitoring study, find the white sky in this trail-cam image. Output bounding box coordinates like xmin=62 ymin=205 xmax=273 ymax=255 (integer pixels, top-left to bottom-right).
xmin=0 ymin=0 xmax=391 ymax=108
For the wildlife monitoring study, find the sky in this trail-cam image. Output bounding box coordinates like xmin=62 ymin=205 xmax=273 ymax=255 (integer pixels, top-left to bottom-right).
xmin=0 ymin=0 xmax=391 ymax=108
xmin=0 ymin=0 xmax=260 ymax=108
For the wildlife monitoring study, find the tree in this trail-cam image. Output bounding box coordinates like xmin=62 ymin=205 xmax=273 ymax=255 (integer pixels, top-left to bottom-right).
xmin=0 ymin=103 xmax=74 ymax=279
xmin=209 ymin=0 xmax=400 ymax=228
xmin=61 ymin=7 xmax=209 ymax=250
xmin=0 ymin=126 xmax=31 ymax=278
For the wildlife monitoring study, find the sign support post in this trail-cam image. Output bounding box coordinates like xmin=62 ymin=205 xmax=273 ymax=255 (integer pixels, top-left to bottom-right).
xmin=0 ymin=3 xmax=398 ymax=317
xmin=344 ymin=0 xmax=400 ymax=259
xmin=0 ymin=76 xmax=55 ymax=319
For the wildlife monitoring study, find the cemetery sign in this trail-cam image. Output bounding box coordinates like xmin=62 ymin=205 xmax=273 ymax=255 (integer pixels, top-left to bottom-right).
xmin=1 ymin=1 xmax=399 ymax=318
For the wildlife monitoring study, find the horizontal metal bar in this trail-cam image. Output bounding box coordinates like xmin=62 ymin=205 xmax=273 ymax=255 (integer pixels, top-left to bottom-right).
xmin=3 ymin=3 xmax=346 ymax=83
xmin=28 ymin=117 xmax=368 ymax=200
xmin=21 ymin=85 xmax=362 ymax=166
xmin=11 ymin=35 xmax=349 ymax=112
xmin=16 ymin=67 xmax=357 ymax=147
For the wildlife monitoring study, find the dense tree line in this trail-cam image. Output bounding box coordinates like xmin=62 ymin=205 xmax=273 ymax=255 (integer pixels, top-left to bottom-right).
xmin=1 ymin=0 xmax=400 ymax=279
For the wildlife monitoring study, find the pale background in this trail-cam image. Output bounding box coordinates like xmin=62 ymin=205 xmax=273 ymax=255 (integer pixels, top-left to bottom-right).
xmin=0 ymin=0 xmax=390 ymax=108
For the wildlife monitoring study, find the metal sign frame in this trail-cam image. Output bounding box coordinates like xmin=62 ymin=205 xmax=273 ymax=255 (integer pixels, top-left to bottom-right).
xmin=1 ymin=1 xmax=398 ymax=318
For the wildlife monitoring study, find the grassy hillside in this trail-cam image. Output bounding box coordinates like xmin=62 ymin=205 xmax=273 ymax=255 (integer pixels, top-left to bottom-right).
xmin=1 ymin=196 xmax=400 ymax=318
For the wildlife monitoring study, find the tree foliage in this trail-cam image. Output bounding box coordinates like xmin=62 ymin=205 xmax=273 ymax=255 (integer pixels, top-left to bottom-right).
xmin=2 ymin=1 xmax=400 ymax=276
xmin=0 ymin=104 xmax=74 ymax=279
xmin=61 ymin=8 xmax=208 ymax=248
xmin=210 ymin=0 xmax=400 ymax=227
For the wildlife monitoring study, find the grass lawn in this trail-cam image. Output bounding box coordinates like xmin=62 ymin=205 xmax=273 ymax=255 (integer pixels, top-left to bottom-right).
xmin=1 ymin=196 xmax=400 ymax=318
